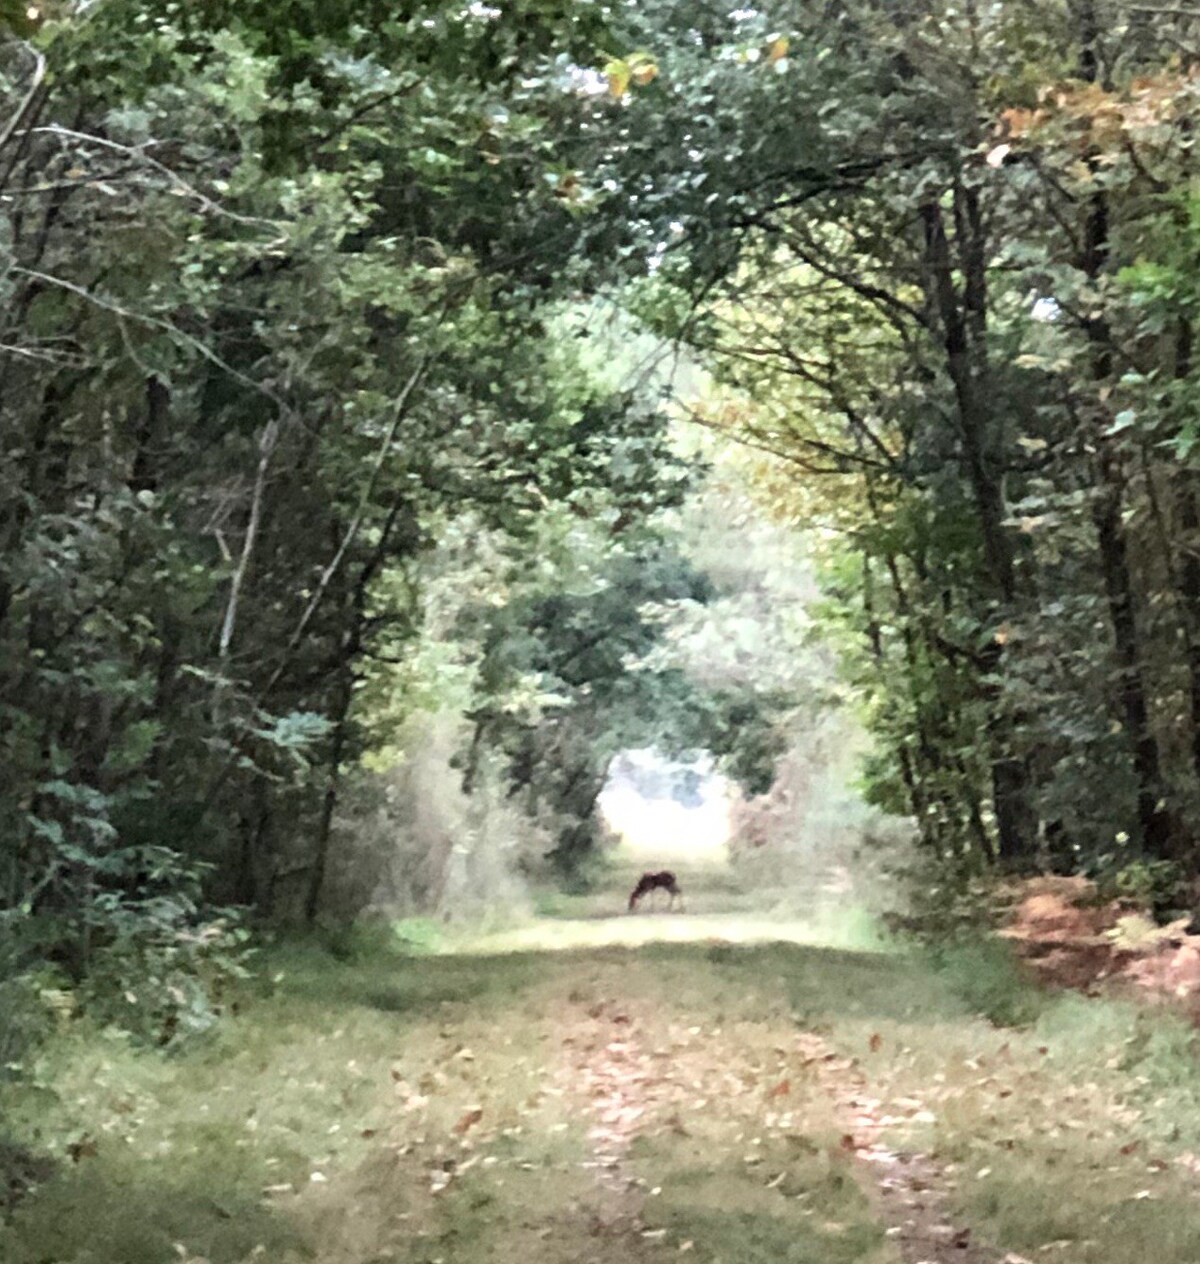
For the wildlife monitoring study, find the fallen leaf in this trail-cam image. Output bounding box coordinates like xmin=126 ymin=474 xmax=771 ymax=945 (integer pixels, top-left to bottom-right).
xmin=767 ymin=1079 xmax=791 ymax=1099
xmin=454 ymin=1106 xmax=484 ymax=1135
xmin=869 ymin=1033 xmax=882 ymax=1053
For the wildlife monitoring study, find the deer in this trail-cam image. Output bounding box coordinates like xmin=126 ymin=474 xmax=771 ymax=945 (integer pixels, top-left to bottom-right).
xmin=628 ymin=870 xmax=683 ymax=913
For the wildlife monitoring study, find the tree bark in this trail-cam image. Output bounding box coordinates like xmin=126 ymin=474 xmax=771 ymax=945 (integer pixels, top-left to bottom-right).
xmin=921 ymin=193 xmax=1036 ymax=866
xmin=1075 ymin=1 xmax=1171 ymax=856
xmin=1175 ymin=476 xmax=1200 ymax=789
xmin=1092 ymin=454 xmax=1168 ymax=851
xmin=304 ymin=669 xmax=352 ymax=924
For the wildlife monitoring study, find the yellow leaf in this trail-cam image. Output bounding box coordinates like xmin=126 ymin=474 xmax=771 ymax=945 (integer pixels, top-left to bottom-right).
xmin=605 ymin=59 xmax=631 ymax=99
xmin=767 ymin=35 xmax=790 ymax=64
xmin=631 ymin=61 xmax=659 ymax=86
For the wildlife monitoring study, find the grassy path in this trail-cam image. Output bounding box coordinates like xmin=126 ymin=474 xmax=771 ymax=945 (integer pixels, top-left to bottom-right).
xmin=9 ymin=878 xmax=1200 ymax=1263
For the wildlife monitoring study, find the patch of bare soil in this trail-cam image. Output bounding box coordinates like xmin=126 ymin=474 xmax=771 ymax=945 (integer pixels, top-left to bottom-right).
xmin=556 ymin=1000 xmax=691 ymax=1250
xmin=560 ymin=998 xmax=1017 ymax=1264
xmin=789 ymin=1032 xmax=1016 ymax=1264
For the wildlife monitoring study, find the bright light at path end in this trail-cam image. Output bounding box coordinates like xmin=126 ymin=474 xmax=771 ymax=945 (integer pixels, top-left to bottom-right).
xmin=599 ymin=751 xmax=732 ymax=862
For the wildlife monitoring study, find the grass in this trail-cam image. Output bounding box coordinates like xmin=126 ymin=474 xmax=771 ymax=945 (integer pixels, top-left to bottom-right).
xmin=8 ymin=898 xmax=1200 ymax=1264
xmin=929 ymin=937 xmax=1048 ymax=1028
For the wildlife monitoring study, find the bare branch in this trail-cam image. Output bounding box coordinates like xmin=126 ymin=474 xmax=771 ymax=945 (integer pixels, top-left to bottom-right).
xmin=0 ymin=44 xmax=45 ymax=159
xmin=261 ymin=350 xmax=438 ymax=696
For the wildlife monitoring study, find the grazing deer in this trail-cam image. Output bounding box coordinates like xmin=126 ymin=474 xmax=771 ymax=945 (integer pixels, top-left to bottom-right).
xmin=628 ymin=870 xmax=683 ymax=912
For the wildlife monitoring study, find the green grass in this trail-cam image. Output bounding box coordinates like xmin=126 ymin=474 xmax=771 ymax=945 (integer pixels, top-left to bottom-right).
xmin=929 ymin=937 xmax=1048 ymax=1028
xmin=630 ymin=1129 xmax=894 ymax=1264
xmin=9 ymin=906 xmax=1200 ymax=1264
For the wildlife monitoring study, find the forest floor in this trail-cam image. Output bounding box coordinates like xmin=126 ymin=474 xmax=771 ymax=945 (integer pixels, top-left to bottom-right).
xmin=9 ymin=862 xmax=1200 ymax=1264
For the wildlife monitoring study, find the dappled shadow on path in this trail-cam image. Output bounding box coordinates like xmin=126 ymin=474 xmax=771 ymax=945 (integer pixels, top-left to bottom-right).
xmin=298 ymin=934 xmax=965 ymax=1037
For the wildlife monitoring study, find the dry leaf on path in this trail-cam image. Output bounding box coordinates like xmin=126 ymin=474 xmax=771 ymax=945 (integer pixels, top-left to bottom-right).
xmin=453 ymin=1106 xmax=484 ymax=1135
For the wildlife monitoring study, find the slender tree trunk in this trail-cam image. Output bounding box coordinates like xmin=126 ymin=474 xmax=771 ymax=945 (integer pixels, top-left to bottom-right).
xmin=1092 ymin=452 xmax=1167 ymax=851
xmin=862 ymin=555 xmax=934 ymax=842
xmin=302 ymin=499 xmax=415 ymax=923
xmin=1175 ymin=477 xmax=1200 ymax=789
xmin=304 ymin=670 xmax=352 ymax=924
xmin=1075 ymin=4 xmax=1171 ymax=855
xmin=1161 ymin=316 xmax=1200 ymax=794
xmin=236 ymin=782 xmax=271 ymax=907
xmin=921 ymin=193 xmax=1036 ymax=867
xmin=921 ymin=198 xmax=1015 ymax=602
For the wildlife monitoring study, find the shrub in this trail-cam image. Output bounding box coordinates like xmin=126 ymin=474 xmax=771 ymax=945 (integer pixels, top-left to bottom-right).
xmin=78 ymin=899 xmax=252 ymax=1048
xmin=931 ymin=939 xmax=1046 ymax=1028
xmin=1101 ymin=858 xmax=1184 ymax=916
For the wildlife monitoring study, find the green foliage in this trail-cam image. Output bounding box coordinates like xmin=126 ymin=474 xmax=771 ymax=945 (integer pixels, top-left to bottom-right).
xmin=0 ymin=0 xmax=706 ymax=1011
xmin=77 ymin=900 xmax=252 ymax=1049
xmin=1101 ymin=859 xmax=1185 ymax=916
xmin=589 ymin=0 xmax=1200 ymax=911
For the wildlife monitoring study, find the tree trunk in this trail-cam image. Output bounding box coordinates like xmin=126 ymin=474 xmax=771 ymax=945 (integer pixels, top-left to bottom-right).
xmin=1175 ymin=477 xmax=1200 ymax=789
xmin=1092 ymin=451 xmax=1169 ymax=854
xmin=921 ymin=193 xmax=1037 ymax=867
xmin=1074 ymin=8 xmax=1171 ymax=855
xmin=862 ymin=555 xmax=937 ymax=849
xmin=304 ymin=672 xmax=352 ymax=924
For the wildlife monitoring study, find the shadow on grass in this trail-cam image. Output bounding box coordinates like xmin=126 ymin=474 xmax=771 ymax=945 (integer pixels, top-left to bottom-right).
xmin=270 ymin=934 xmax=968 ymax=1034
xmin=2 ymin=1158 xmax=306 ymax=1264
xmin=273 ymin=946 xmax=552 ymax=1018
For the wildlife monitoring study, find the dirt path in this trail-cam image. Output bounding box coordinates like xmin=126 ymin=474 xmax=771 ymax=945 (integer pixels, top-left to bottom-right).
xmin=789 ymin=1030 xmax=1013 ymax=1264
xmin=558 ymin=991 xmax=1012 ymax=1264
